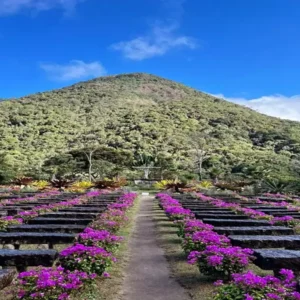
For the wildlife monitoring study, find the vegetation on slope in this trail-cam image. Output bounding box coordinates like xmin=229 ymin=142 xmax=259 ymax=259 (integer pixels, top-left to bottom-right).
xmin=0 ymin=73 xmax=299 ymax=183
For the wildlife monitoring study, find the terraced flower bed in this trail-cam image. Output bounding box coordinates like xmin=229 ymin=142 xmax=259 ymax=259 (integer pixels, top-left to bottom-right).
xmin=0 ymin=191 xmax=138 ymax=300
xmin=157 ymin=193 xmax=300 ymax=299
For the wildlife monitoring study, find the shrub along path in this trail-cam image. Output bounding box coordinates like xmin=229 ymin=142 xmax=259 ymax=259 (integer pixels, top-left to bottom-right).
xmin=121 ymin=195 xmax=190 ymax=300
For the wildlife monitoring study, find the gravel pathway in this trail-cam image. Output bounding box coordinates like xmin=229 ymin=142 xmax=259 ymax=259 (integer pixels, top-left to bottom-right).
xmin=121 ymin=195 xmax=190 ymax=300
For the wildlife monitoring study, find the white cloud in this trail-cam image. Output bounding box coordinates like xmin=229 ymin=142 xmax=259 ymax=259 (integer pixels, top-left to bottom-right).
xmin=0 ymin=0 xmax=84 ymax=15
xmin=111 ymin=23 xmax=196 ymax=61
xmin=111 ymin=0 xmax=196 ymax=60
xmin=40 ymin=60 xmax=106 ymax=81
xmin=214 ymin=93 xmax=300 ymax=122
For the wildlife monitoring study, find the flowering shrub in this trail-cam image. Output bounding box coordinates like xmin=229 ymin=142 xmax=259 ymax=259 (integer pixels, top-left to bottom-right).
xmin=177 ymin=219 xmax=214 ymax=238
xmin=270 ymin=216 xmax=300 ymax=228
xmin=239 ymin=208 xmax=272 ymax=220
xmin=213 ymin=269 xmax=300 ymax=300
xmin=183 ymin=230 xmax=230 ymax=254
xmin=263 ymin=193 xmax=293 ymax=201
xmin=16 ymin=266 xmax=95 ymax=300
xmin=16 ymin=210 xmax=39 ymax=221
xmin=156 ymin=193 xmax=181 ymax=210
xmin=32 ymin=205 xmax=53 ymax=214
xmin=188 ymin=246 xmax=254 ymax=280
xmin=197 ymin=193 xmax=275 ymax=222
xmin=77 ymin=227 xmax=123 ymax=252
xmin=165 ymin=206 xmax=194 ymax=221
xmin=92 ymin=192 xmax=137 ymax=231
xmin=0 ymin=191 xmax=60 ymax=207
xmin=92 ymin=209 xmax=129 ymax=233
xmin=59 ymin=244 xmax=116 ymax=276
xmin=86 ymin=190 xmax=102 ymax=197
xmin=14 ymin=197 xmax=86 ymax=222
xmin=0 ymin=216 xmax=23 ymax=231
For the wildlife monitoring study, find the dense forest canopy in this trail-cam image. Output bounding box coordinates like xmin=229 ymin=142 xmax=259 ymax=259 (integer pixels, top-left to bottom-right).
xmin=0 ymin=73 xmax=300 ymax=183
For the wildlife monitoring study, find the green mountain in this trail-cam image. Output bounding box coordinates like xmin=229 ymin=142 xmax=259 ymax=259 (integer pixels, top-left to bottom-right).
xmin=0 ymin=73 xmax=299 ymax=181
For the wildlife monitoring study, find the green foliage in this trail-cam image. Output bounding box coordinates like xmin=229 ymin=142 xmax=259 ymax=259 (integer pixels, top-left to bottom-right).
xmin=0 ymin=73 xmax=299 ymax=183
xmin=261 ymin=177 xmax=294 ymax=193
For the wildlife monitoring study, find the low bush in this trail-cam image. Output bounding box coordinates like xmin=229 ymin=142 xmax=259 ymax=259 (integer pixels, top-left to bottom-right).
xmin=188 ymin=246 xmax=254 ymax=280
xmin=59 ymin=244 xmax=116 ymax=276
xmin=213 ymin=269 xmax=300 ymax=300
xmin=15 ymin=266 xmax=95 ymax=300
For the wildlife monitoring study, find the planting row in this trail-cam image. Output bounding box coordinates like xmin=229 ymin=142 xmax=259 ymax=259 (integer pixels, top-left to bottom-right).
xmin=178 ymin=193 xmax=300 ymax=268
xmin=157 ymin=193 xmax=300 ymax=300
xmin=0 ymin=191 xmax=103 ymax=231
xmin=11 ymin=192 xmax=138 ymax=299
xmin=197 ymin=193 xmax=300 ymax=228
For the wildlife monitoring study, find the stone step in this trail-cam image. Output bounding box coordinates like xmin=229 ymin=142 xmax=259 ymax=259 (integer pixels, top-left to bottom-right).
xmin=0 ymin=249 xmax=58 ymax=272
xmin=196 ymin=214 xmax=248 ymax=220
xmin=259 ymin=210 xmax=298 ymax=214
xmin=5 ymin=202 xmax=61 ymax=206
xmin=40 ymin=212 xmax=97 ymax=219
xmin=259 ymin=197 xmax=287 ymax=201
xmin=180 ymin=204 xmax=214 ymax=206
xmin=254 ymin=249 xmax=300 ymax=272
xmin=203 ymin=219 xmax=270 ymax=227
xmin=191 ymin=210 xmax=233 ymax=214
xmin=8 ymin=224 xmax=85 ymax=233
xmin=74 ymin=204 xmax=109 ymax=208
xmin=214 ymin=226 xmax=294 ymax=236
xmin=260 ymin=199 xmax=293 ymax=203
xmin=0 ymin=196 xmax=21 ymax=200
xmin=243 ymin=206 xmax=288 ymax=209
xmin=60 ymin=208 xmax=104 ymax=213
xmin=271 ymin=213 xmax=300 ymax=217
xmin=2 ymin=206 xmax=35 ymax=210
xmin=229 ymin=235 xmax=300 ymax=249
xmin=29 ymin=218 xmax=91 ymax=225
xmin=0 ymin=232 xmax=75 ymax=249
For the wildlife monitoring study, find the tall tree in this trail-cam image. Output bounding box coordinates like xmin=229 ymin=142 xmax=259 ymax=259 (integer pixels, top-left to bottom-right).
xmin=189 ymin=129 xmax=212 ymax=180
xmin=70 ymin=117 xmax=107 ymax=182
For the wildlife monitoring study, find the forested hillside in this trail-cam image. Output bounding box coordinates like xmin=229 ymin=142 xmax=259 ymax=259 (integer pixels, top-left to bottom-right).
xmin=0 ymin=73 xmax=300 ymax=182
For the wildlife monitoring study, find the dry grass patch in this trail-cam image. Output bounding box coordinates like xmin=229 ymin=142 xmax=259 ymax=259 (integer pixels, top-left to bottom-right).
xmin=153 ymin=202 xmax=215 ymax=300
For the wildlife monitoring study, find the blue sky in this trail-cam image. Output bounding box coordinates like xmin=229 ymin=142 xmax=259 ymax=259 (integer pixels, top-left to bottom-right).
xmin=0 ymin=0 xmax=300 ymax=120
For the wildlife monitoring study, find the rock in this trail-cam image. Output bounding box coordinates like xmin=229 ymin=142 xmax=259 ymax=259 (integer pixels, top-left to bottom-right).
xmin=229 ymin=235 xmax=300 ymax=249
xmin=254 ymin=249 xmax=300 ymax=271
xmin=214 ymin=226 xmax=294 ymax=236
xmin=3 ymin=244 xmax=15 ymax=250
xmin=37 ymin=244 xmax=49 ymax=250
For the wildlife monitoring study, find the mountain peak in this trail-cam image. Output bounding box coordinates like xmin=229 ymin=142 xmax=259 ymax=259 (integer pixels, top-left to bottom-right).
xmin=0 ymin=72 xmax=299 ymax=182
